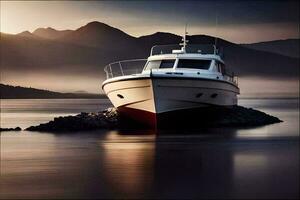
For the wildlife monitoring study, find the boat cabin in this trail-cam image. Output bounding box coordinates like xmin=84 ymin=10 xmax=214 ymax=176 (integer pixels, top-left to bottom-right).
xmin=143 ymin=53 xmax=226 ymax=75
xmin=103 ymin=44 xmax=238 ymax=85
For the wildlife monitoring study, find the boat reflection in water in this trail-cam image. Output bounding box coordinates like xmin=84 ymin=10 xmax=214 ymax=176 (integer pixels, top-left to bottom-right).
xmin=99 ymin=131 xmax=155 ymax=198
xmin=97 ymin=129 xmax=298 ymax=199
xmin=0 ymin=129 xmax=298 ymax=199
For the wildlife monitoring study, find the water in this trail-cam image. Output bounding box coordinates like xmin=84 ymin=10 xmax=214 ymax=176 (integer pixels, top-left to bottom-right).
xmin=0 ymin=99 xmax=111 ymax=129
xmin=0 ymin=98 xmax=299 ymax=199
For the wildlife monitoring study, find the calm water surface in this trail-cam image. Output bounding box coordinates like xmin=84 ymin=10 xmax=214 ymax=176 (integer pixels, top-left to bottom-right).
xmin=0 ymin=98 xmax=299 ymax=199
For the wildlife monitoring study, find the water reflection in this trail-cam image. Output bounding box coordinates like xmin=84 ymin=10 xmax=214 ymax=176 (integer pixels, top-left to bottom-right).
xmin=0 ymin=98 xmax=299 ymax=199
xmin=1 ymin=130 xmax=298 ymax=199
xmin=100 ymin=130 xmax=299 ymax=199
xmin=153 ymin=135 xmax=236 ymax=199
xmin=232 ymin=144 xmax=299 ymax=199
xmin=99 ymin=131 xmax=155 ymax=197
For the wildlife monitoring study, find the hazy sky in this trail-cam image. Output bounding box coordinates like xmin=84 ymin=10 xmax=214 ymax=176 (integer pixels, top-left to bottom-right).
xmin=1 ymin=0 xmax=299 ymax=43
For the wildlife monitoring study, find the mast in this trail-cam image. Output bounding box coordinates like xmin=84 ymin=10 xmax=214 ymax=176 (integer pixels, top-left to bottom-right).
xmin=180 ymin=24 xmax=188 ymax=53
xmin=214 ymin=2 xmax=219 ymax=55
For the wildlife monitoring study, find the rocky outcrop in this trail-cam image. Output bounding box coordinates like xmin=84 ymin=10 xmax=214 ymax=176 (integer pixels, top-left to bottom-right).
xmin=157 ymin=105 xmax=282 ymax=129
xmin=25 ymin=106 xmax=282 ymax=132
xmin=0 ymin=127 xmax=22 ymax=132
xmin=26 ymin=108 xmax=119 ymax=132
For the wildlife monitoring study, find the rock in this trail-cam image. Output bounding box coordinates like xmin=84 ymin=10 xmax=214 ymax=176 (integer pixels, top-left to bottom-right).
xmin=26 ymin=108 xmax=120 ymax=132
xmin=156 ymin=105 xmax=282 ymax=129
xmin=0 ymin=127 xmax=22 ymax=132
xmin=25 ymin=106 xmax=282 ymax=132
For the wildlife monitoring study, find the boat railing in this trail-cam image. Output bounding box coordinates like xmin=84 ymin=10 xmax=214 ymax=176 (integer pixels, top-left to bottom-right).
xmin=104 ymin=59 xmax=147 ymax=79
xmin=150 ymin=44 xmax=224 ymax=58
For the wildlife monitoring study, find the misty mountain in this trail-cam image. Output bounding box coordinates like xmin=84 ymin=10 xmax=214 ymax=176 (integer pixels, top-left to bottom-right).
xmin=1 ymin=21 xmax=299 ymax=81
xmin=33 ymin=27 xmax=73 ymax=40
xmin=138 ymin=32 xmax=182 ymax=48
xmin=59 ymin=21 xmax=138 ymax=48
xmin=1 ymin=32 xmax=105 ymax=71
xmin=0 ymin=84 xmax=104 ymax=99
xmin=242 ymin=39 xmax=299 ymax=58
xmin=17 ymin=31 xmax=37 ymax=38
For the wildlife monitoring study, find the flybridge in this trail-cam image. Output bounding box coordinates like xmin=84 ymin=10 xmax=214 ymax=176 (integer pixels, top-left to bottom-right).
xmin=104 ymin=44 xmax=226 ymax=79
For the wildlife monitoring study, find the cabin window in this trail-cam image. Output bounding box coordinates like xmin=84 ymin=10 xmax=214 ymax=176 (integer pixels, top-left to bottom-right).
xmin=145 ymin=60 xmax=160 ymax=70
xmin=145 ymin=59 xmax=175 ymax=70
xmin=216 ymin=62 xmax=225 ymax=74
xmin=177 ymin=59 xmax=211 ymax=70
xmin=218 ymin=63 xmax=223 ymax=74
xmin=160 ymin=60 xmax=175 ymax=68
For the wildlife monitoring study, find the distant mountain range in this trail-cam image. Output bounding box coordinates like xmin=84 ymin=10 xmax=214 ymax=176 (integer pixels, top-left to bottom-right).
xmin=0 ymin=21 xmax=299 ymax=94
xmin=242 ymin=39 xmax=299 ymax=58
xmin=0 ymin=84 xmax=105 ymax=99
xmin=33 ymin=27 xmax=73 ymax=40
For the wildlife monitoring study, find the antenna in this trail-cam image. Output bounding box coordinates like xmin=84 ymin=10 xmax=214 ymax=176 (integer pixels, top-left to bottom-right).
xmin=214 ymin=3 xmax=219 ymax=55
xmin=180 ymin=23 xmax=189 ymax=52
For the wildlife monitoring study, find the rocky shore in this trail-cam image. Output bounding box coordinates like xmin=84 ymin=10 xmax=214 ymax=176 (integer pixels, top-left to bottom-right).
xmin=24 ymin=106 xmax=282 ymax=132
xmin=26 ymin=108 xmax=119 ymax=132
xmin=0 ymin=127 xmax=22 ymax=132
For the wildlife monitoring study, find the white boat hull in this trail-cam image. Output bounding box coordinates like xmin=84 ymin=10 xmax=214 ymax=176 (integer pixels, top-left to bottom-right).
xmin=102 ymin=76 xmax=239 ymax=127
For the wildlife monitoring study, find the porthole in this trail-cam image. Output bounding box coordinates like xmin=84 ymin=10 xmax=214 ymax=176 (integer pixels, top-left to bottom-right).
xmin=117 ymin=94 xmax=124 ymax=99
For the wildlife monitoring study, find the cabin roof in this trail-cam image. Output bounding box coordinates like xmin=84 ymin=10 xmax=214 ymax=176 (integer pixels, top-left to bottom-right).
xmin=148 ymin=53 xmax=224 ymax=63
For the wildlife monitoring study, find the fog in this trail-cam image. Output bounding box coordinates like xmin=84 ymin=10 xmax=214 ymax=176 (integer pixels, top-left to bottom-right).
xmin=1 ymin=70 xmax=299 ymax=98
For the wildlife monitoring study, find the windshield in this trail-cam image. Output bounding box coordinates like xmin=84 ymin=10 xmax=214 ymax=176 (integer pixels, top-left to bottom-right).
xmin=144 ymin=59 xmax=175 ymax=70
xmin=177 ymin=59 xmax=211 ymax=70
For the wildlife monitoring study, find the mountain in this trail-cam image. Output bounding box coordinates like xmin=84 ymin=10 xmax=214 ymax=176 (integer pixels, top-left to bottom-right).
xmin=138 ymin=32 xmax=181 ymax=48
xmin=1 ymin=21 xmax=299 ymax=93
xmin=0 ymin=84 xmax=105 ymax=99
xmin=17 ymin=31 xmax=37 ymax=38
xmin=33 ymin=27 xmax=72 ymax=40
xmin=242 ymin=39 xmax=299 ymax=58
xmin=1 ymin=32 xmax=105 ymax=70
xmin=59 ymin=21 xmax=138 ymax=48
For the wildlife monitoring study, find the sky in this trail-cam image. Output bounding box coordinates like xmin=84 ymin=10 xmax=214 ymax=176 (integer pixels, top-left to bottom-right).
xmin=1 ymin=0 xmax=299 ymax=43
xmin=0 ymin=0 xmax=299 ymax=96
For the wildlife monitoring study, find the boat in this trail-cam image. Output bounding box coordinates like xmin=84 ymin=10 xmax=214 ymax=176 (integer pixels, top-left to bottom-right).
xmin=102 ymin=33 xmax=240 ymax=128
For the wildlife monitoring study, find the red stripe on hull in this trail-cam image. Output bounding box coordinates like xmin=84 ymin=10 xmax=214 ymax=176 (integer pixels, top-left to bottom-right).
xmin=118 ymin=106 xmax=237 ymax=130
xmin=117 ymin=107 xmax=157 ymax=128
